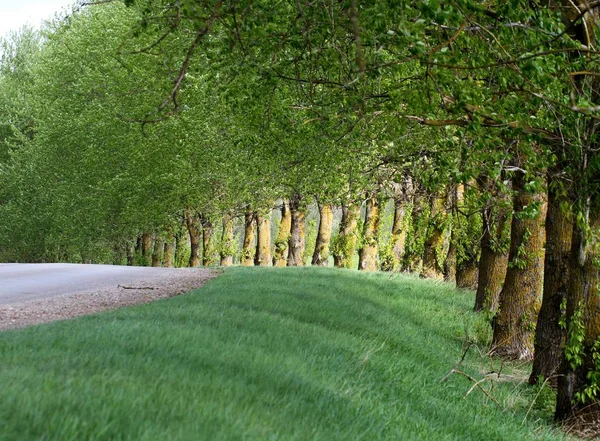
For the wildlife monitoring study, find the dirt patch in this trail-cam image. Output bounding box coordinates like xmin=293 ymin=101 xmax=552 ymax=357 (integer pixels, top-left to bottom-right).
xmin=0 ymin=268 xmax=218 ymax=331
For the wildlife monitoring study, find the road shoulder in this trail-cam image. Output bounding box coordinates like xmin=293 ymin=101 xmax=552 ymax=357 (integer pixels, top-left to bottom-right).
xmin=0 ymin=268 xmax=217 ymax=331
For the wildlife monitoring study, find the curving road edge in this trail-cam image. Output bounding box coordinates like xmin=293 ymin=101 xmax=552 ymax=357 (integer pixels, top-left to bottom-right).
xmin=0 ymin=263 xmax=216 ymax=330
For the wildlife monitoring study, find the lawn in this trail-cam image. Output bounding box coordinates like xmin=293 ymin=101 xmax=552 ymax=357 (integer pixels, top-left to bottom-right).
xmin=0 ymin=267 xmax=568 ymax=441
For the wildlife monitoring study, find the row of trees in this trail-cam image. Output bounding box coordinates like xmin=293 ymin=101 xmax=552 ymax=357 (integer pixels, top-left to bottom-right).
xmin=1 ymin=0 xmax=599 ymax=428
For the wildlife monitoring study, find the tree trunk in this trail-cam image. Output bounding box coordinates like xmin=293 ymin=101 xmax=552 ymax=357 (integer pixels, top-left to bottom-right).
xmin=333 ymin=202 xmax=359 ymax=268
xmin=544 ymin=1 xmax=600 ymax=421
xmin=255 ymin=211 xmax=272 ymax=266
xmin=163 ymin=238 xmax=175 ymax=268
xmin=422 ymin=192 xmax=447 ymax=279
xmin=444 ymin=185 xmax=464 ymax=282
xmin=358 ymin=193 xmax=381 ymax=271
xmin=273 ymin=200 xmax=291 ymax=267
xmin=201 ymin=216 xmax=215 ymax=267
xmin=312 ymin=203 xmax=334 ymax=266
xmin=491 ymin=173 xmax=547 ymax=360
xmin=241 ymin=209 xmax=256 ymax=266
xmin=408 ymin=193 xmax=428 ymax=273
xmin=220 ymin=214 xmax=234 ymax=267
xmin=444 ymin=231 xmax=458 ymax=283
xmin=287 ymin=195 xmax=306 ymax=267
xmin=391 ymin=197 xmax=408 ymax=271
xmin=456 ymin=259 xmax=479 ymax=289
xmin=474 ymin=205 xmax=510 ymax=311
xmin=112 ymin=242 xmax=124 ymax=266
xmin=126 ymin=241 xmax=134 ymax=266
xmin=530 ymin=182 xmax=572 ymax=384
xmin=555 ymin=204 xmax=600 ymax=421
xmin=174 ymin=217 xmax=187 ymax=268
xmin=141 ymin=232 xmax=152 ymax=267
xmin=151 ymin=237 xmax=163 ymax=267
xmin=186 ymin=211 xmax=201 ymax=267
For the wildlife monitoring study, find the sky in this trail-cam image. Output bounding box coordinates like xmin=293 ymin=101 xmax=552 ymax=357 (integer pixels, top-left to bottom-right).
xmin=0 ymin=0 xmax=77 ymax=37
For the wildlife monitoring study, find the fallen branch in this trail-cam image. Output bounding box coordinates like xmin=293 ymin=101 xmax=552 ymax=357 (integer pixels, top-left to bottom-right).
xmin=453 ymin=369 xmax=501 ymax=406
xmin=117 ymin=285 xmax=156 ymax=290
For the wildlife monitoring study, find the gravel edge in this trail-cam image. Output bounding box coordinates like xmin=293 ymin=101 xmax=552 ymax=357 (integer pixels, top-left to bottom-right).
xmin=0 ymin=268 xmax=218 ymax=331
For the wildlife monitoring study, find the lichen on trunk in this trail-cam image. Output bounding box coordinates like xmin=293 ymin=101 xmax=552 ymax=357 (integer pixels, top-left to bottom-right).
xmin=186 ymin=210 xmax=201 ymax=268
xmin=312 ymin=203 xmax=334 ymax=266
xmin=358 ymin=192 xmax=381 ymax=272
xmin=475 ymin=199 xmax=510 ymax=312
xmin=422 ymin=192 xmax=447 ymax=279
xmin=140 ymin=232 xmax=152 ymax=267
xmin=555 ymin=203 xmax=600 ymax=420
xmin=151 ymin=237 xmax=163 ymax=267
xmin=443 ymin=184 xmax=464 ymax=283
xmin=201 ymin=215 xmax=215 ymax=267
xmin=391 ymin=197 xmax=409 ymax=271
xmin=126 ymin=241 xmax=134 ymax=266
xmin=530 ymin=179 xmax=572 ymax=384
xmin=241 ymin=209 xmax=256 ymax=266
xmin=255 ymin=210 xmax=272 ymax=266
xmin=220 ymin=214 xmax=234 ymax=267
xmin=406 ymin=191 xmax=429 ymax=273
xmin=456 ymin=259 xmax=479 ymax=289
xmin=491 ymin=172 xmax=547 ymax=360
xmin=174 ymin=217 xmax=187 ymax=268
xmin=273 ymin=200 xmax=291 ymax=267
xmin=163 ymin=237 xmax=175 ymax=268
xmin=333 ymin=202 xmax=359 ymax=269
xmin=287 ymin=195 xmax=306 ymax=267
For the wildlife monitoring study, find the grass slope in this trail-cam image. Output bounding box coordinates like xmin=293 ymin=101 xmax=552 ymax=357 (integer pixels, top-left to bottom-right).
xmin=0 ymin=267 xmax=567 ymax=441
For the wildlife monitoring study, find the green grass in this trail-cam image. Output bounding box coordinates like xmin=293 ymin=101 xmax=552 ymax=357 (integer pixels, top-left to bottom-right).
xmin=0 ymin=267 xmax=567 ymax=441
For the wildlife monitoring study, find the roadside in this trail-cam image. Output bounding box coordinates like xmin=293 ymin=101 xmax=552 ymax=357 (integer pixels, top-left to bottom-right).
xmin=0 ymin=267 xmax=217 ymax=330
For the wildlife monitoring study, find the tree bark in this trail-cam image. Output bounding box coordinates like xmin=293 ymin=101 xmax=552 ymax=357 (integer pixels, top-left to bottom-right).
xmin=408 ymin=192 xmax=428 ymax=273
xmin=201 ymin=215 xmax=215 ymax=267
xmin=163 ymin=237 xmax=175 ymax=268
xmin=530 ymin=182 xmax=572 ymax=384
xmin=287 ymin=195 xmax=306 ymax=267
xmin=491 ymin=172 xmax=547 ymax=360
xmin=220 ymin=214 xmax=234 ymax=267
xmin=186 ymin=211 xmax=201 ymax=267
xmin=333 ymin=202 xmax=360 ymax=269
xmin=112 ymin=243 xmax=124 ymax=266
xmin=555 ymin=204 xmax=600 ymax=420
xmin=422 ymin=192 xmax=447 ymax=279
xmin=255 ymin=211 xmax=272 ymax=266
xmin=126 ymin=241 xmax=134 ymax=266
xmin=444 ymin=229 xmax=458 ymax=283
xmin=141 ymin=232 xmax=152 ymax=267
xmin=151 ymin=237 xmax=163 ymax=267
xmin=358 ymin=193 xmax=381 ymax=271
xmin=391 ymin=197 xmax=408 ymax=271
xmin=312 ymin=203 xmax=334 ymax=266
xmin=174 ymin=216 xmax=187 ymax=268
xmin=273 ymin=200 xmax=291 ymax=267
xmin=474 ymin=205 xmax=510 ymax=312
xmin=444 ymin=185 xmax=464 ymax=283
xmin=241 ymin=209 xmax=256 ymax=266
xmin=456 ymin=259 xmax=479 ymax=289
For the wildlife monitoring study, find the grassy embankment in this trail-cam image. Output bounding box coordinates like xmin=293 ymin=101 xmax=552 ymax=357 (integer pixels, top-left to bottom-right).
xmin=0 ymin=267 xmax=568 ymax=441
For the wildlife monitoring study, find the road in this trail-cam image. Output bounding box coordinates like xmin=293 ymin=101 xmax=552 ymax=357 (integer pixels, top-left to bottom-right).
xmin=0 ymin=263 xmax=202 ymax=305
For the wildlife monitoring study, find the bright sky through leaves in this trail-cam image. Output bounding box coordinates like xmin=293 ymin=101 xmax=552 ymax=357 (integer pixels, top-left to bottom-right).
xmin=0 ymin=0 xmax=75 ymax=37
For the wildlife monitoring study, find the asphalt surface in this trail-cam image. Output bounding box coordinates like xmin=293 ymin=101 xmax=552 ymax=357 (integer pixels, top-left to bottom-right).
xmin=0 ymin=263 xmax=198 ymax=305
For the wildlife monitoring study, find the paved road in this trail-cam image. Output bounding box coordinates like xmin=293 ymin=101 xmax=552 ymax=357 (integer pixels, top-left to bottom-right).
xmin=0 ymin=263 xmax=197 ymax=305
